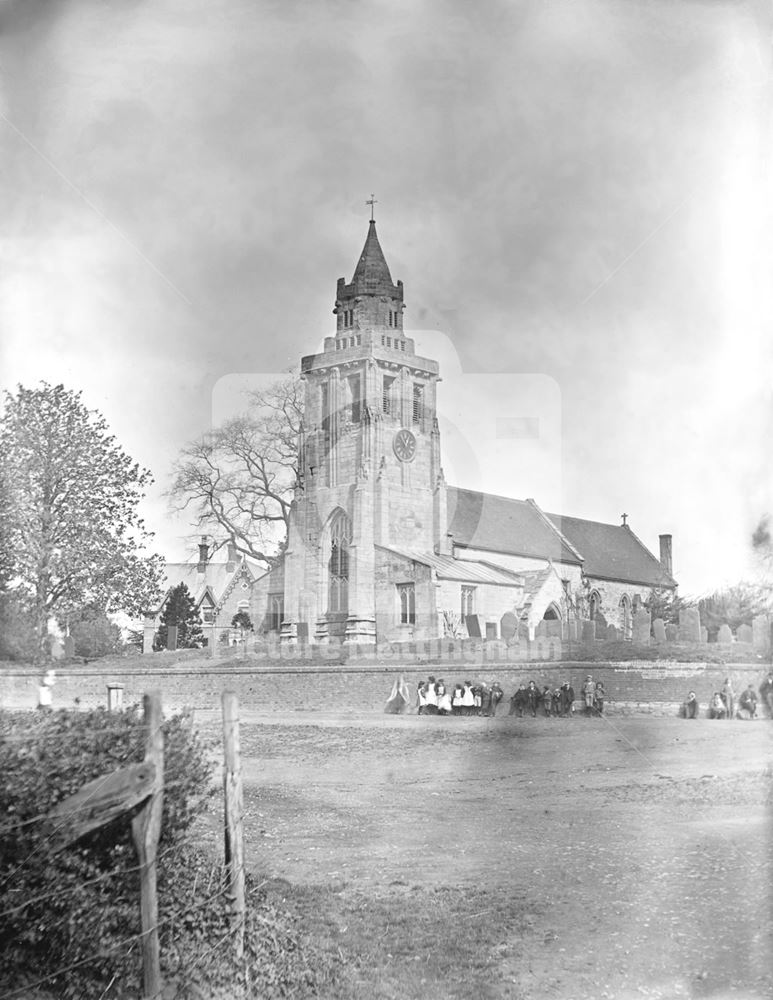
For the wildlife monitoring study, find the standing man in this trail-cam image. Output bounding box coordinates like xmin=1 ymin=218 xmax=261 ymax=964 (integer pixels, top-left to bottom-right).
xmin=560 ymin=681 xmax=575 ymax=717
xmin=758 ymin=672 xmax=773 ymax=718
xmin=582 ymin=675 xmax=595 ymax=717
xmin=720 ymin=677 xmax=735 ymax=721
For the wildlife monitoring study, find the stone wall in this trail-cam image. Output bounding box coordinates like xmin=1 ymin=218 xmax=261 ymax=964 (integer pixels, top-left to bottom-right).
xmin=2 ymin=655 xmax=768 ymax=718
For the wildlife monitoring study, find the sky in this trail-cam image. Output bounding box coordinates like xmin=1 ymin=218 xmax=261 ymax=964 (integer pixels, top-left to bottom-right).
xmin=1 ymin=0 xmax=771 ymax=596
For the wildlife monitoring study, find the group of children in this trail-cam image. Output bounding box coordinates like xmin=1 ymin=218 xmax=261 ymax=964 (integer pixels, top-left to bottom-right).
xmin=388 ymin=670 xmax=773 ymax=720
xmin=416 ymin=677 xmax=505 ymax=716
xmin=682 ymin=673 xmax=773 ymax=720
xmin=410 ymin=675 xmax=609 ymax=718
xmin=507 ymin=675 xmax=605 ymax=718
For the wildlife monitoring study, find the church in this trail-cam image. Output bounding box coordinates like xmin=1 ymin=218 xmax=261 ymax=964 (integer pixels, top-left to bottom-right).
xmin=254 ymin=218 xmax=677 ymax=646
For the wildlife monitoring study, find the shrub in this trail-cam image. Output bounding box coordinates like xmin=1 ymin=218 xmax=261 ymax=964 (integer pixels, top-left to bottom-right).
xmin=0 ymin=706 xmax=345 ymax=999
xmin=0 ymin=705 xmax=214 ymax=997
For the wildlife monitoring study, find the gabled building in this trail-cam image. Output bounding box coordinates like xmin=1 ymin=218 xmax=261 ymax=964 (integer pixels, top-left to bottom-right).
xmin=153 ymin=537 xmax=266 ymax=647
xmin=254 ymin=218 xmax=677 ymax=645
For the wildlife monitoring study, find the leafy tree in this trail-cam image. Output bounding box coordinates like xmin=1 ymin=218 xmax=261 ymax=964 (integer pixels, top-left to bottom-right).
xmin=169 ymin=374 xmax=303 ymax=568
xmin=231 ymin=609 xmax=253 ymax=631
xmin=65 ymin=602 xmax=124 ymax=659
xmin=0 ymin=383 xmax=164 ymax=662
xmin=154 ymin=582 xmax=204 ymax=650
xmin=644 ymin=587 xmax=689 ymax=626
xmin=0 ymin=592 xmax=39 ymax=661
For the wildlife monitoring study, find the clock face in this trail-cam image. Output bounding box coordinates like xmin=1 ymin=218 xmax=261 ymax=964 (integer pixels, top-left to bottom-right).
xmin=393 ymin=429 xmax=417 ymax=463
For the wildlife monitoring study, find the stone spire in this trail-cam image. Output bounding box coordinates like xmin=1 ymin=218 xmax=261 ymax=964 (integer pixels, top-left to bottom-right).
xmin=335 ymin=219 xmax=404 ymax=332
xmin=350 ymin=220 xmax=395 ymax=295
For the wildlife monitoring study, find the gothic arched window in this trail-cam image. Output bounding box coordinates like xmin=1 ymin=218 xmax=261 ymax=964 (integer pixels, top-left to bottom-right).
xmin=589 ymin=591 xmax=601 ymax=621
xmin=328 ymin=511 xmax=351 ymax=615
xmin=620 ymin=594 xmax=632 ymax=639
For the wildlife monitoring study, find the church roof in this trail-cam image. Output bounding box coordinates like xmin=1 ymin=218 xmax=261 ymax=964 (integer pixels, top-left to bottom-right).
xmin=544 ymin=513 xmax=677 ymax=588
xmin=349 ymin=220 xmax=395 ymax=295
xmin=446 ymin=486 xmax=676 ymax=588
xmin=378 ymin=546 xmax=525 ymax=587
xmin=446 ymin=488 xmax=582 ymax=565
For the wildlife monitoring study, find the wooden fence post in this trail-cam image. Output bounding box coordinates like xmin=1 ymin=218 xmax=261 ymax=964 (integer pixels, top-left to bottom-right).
xmin=222 ymin=690 xmax=246 ymax=961
xmin=131 ymin=691 xmax=164 ymax=999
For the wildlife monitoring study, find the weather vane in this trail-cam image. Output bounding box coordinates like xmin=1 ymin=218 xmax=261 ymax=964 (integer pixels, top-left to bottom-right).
xmin=366 ymin=194 xmax=378 ymax=221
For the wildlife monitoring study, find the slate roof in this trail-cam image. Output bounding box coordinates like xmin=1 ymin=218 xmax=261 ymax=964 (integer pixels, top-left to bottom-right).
xmin=544 ymin=513 xmax=677 ymax=588
xmin=349 ymin=220 xmax=395 ymax=295
xmin=378 ymin=546 xmax=525 ymax=587
xmin=444 ymin=486 xmax=676 ymax=588
xmin=156 ymin=558 xmax=262 ymax=613
xmin=446 ymin=487 xmax=582 ymax=565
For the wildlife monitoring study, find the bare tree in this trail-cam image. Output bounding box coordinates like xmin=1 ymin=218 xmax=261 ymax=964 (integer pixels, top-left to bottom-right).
xmin=169 ymin=375 xmax=303 ymax=568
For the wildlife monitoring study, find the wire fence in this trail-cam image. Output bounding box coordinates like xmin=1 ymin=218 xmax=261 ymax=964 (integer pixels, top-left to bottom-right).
xmin=0 ymin=875 xmax=234 ymax=1000
xmin=0 ymin=698 xmax=244 ymax=999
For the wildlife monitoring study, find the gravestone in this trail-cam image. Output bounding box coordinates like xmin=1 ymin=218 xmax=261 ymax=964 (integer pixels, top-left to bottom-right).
xmin=652 ymin=618 xmax=667 ymax=643
xmin=485 ymin=622 xmax=498 ymax=640
xmin=700 ymin=627 xmax=708 ymax=643
xmin=465 ymin=614 xmax=483 ymax=638
xmin=678 ymin=607 xmax=701 ymax=643
xmin=752 ymin=614 xmax=770 ymax=652
xmin=633 ymin=610 xmax=652 ymax=645
xmin=717 ymin=623 xmax=734 ymax=645
xmin=665 ymin=623 xmax=679 ymax=642
xmin=143 ymin=618 xmax=155 ymax=655
xmin=582 ymin=619 xmax=596 ymax=642
xmin=567 ymin=621 xmax=578 ymax=642
xmin=737 ymin=623 xmax=753 ymax=645
xmin=63 ymin=636 xmax=75 ymax=659
xmin=297 ymin=621 xmax=309 ymax=645
xmin=166 ymin=625 xmax=178 ymax=651
xmin=500 ymin=612 xmax=518 ymax=643
xmin=606 ymin=624 xmax=619 ymax=642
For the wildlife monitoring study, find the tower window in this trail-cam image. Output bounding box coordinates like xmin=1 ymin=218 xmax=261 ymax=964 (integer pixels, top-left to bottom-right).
xmin=349 ymin=373 xmax=361 ymax=423
xmin=382 ymin=375 xmax=395 ymax=414
xmin=329 ymin=512 xmax=351 ymax=615
xmin=321 ymin=382 xmax=329 ymax=432
xmin=399 ymin=341 xmax=405 ymax=351
xmin=412 ymin=383 xmax=423 ymax=424
xmin=388 ymin=311 xmax=393 ymax=327
xmin=268 ymin=594 xmax=283 ymax=631
xmin=386 ymin=337 xmax=392 ymax=347
xmin=356 ymin=334 xmax=362 ymax=345
xmin=398 ymin=583 xmax=416 ymax=625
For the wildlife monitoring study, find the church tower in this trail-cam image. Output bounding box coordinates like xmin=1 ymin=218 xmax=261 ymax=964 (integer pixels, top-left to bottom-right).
xmin=281 ymin=216 xmax=442 ymax=644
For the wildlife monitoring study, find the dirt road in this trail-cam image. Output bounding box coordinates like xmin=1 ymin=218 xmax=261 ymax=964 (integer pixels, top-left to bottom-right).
xmin=198 ymin=710 xmax=772 ymax=999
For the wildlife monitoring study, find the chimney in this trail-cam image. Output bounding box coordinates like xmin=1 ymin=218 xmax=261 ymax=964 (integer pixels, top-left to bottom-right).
xmin=226 ymin=540 xmax=237 ymax=573
xmin=659 ymin=534 xmax=673 ymax=577
xmin=197 ymin=535 xmax=209 ymax=573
